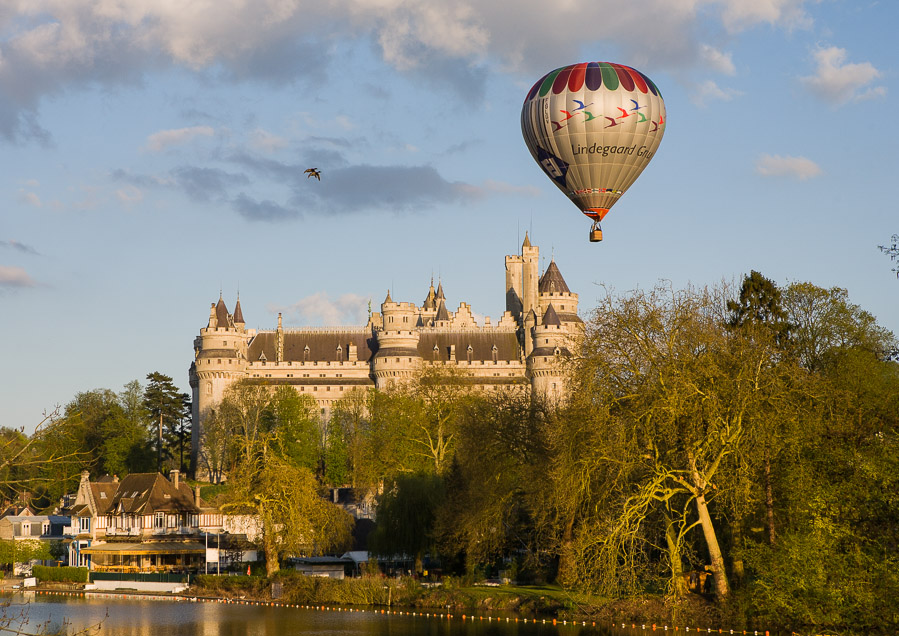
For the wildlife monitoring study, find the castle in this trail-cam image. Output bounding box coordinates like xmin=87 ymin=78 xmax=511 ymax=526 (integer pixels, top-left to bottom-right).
xmin=188 ymin=235 xmax=581 ymax=475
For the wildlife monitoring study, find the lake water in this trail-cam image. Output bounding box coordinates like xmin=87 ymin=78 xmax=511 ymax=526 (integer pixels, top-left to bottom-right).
xmin=5 ymin=594 xmax=613 ymax=636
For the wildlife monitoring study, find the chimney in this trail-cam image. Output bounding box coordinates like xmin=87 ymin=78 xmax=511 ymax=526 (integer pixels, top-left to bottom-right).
xmin=170 ymin=469 xmax=180 ymax=489
xmin=194 ymin=485 xmax=202 ymax=507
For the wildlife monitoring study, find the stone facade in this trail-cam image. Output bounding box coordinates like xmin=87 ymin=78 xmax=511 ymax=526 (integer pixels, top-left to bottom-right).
xmin=188 ymin=237 xmax=582 ymax=476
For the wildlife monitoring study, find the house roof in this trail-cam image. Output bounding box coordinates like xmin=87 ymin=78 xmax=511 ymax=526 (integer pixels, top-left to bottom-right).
xmin=105 ymin=473 xmax=200 ymax=516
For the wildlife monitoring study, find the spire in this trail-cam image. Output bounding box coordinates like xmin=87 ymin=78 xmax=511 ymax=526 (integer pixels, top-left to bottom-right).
xmin=384 ymin=289 xmax=392 ymax=303
xmin=522 ymin=231 xmax=531 ymax=249
xmin=436 ymin=281 xmax=445 ymax=300
xmin=435 ymin=299 xmax=450 ymax=322
xmin=543 ymin=303 xmax=561 ymax=326
xmin=233 ymin=295 xmax=245 ymax=325
xmin=423 ymin=279 xmax=437 ymax=310
xmin=215 ymin=295 xmax=230 ymax=328
xmin=538 ymin=260 xmax=571 ymax=294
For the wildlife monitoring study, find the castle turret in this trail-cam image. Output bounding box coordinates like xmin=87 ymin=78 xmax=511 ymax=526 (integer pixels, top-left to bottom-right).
xmin=521 ymin=233 xmax=539 ymax=320
xmin=190 ymin=294 xmax=248 ymax=477
xmin=528 ymin=303 xmax=569 ymax=403
xmin=373 ymin=291 xmax=421 ymax=389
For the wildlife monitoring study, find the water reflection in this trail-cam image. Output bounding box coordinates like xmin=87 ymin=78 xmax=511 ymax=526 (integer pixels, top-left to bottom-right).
xmin=11 ymin=596 xmax=610 ymax=636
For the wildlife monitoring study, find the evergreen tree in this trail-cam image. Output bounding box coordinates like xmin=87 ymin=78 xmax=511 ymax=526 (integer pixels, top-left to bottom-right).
xmin=143 ymin=372 xmax=184 ymax=473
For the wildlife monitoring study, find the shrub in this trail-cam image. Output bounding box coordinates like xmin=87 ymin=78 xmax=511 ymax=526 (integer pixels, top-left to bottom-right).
xmin=32 ymin=565 xmax=89 ymax=583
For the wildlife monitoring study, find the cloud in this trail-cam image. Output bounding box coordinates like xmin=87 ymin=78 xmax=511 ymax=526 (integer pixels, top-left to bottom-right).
xmin=1 ymin=240 xmax=39 ymax=255
xmin=172 ymin=166 xmax=250 ymax=202
xmin=699 ymin=44 xmax=735 ymax=75
xmin=801 ymin=46 xmax=885 ymax=104
xmin=232 ymin=193 xmax=301 ymax=222
xmin=115 ymin=185 xmax=143 ymax=205
xmin=755 ymin=154 xmax=822 ymax=180
xmin=0 ymin=266 xmax=38 ymax=288
xmin=145 ymin=126 xmax=215 ymax=152
xmin=274 ymin=292 xmax=371 ymax=326
xmin=0 ymin=0 xmax=819 ymax=142
xmin=716 ymin=0 xmax=812 ymax=32
xmin=305 ymin=164 xmax=476 ymax=212
xmin=690 ymin=79 xmax=742 ymax=105
xmin=249 ymin=128 xmax=289 ymax=154
xmin=17 ymin=189 xmax=42 ymax=207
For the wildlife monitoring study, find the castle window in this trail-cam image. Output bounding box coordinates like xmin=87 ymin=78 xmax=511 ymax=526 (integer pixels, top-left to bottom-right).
xmin=327 ymin=387 xmax=331 ymax=391
xmin=223 ymin=341 xmax=227 ymax=346
xmin=205 ymin=382 xmax=212 ymax=396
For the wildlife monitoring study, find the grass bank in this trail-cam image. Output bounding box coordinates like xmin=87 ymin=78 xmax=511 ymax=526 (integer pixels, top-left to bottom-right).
xmin=190 ymin=573 xmax=721 ymax=626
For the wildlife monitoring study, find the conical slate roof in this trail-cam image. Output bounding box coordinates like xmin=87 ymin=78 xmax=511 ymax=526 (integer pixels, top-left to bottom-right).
xmin=215 ymin=295 xmax=230 ymax=328
xmin=436 ymin=282 xmax=445 ymax=300
xmin=538 ymin=260 xmax=571 ymax=294
xmin=522 ymin=231 xmax=531 ymax=248
xmin=435 ymin=299 xmax=450 ymax=322
xmin=233 ymin=297 xmax=245 ymax=324
xmin=543 ymin=303 xmax=561 ymax=327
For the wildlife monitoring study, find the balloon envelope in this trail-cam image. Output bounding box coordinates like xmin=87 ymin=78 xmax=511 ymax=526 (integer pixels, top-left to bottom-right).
xmin=521 ymin=62 xmax=666 ymax=224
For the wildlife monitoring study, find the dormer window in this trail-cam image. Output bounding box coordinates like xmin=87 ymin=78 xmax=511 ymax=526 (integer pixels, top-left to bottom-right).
xmin=100 ymin=492 xmax=107 ymax=499
xmin=336 ymin=345 xmax=343 ymax=362
xmin=304 ymin=345 xmax=310 ymax=362
xmin=492 ymin=345 xmax=498 ymax=363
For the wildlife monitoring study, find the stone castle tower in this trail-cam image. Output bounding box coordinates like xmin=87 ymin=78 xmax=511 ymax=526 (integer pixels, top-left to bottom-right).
xmin=189 ymin=236 xmax=581 ymax=475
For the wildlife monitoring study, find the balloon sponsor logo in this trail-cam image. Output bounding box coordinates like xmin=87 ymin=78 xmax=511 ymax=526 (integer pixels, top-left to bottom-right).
xmin=572 ymin=143 xmax=655 ymax=160
xmin=571 ymin=188 xmax=622 ymax=196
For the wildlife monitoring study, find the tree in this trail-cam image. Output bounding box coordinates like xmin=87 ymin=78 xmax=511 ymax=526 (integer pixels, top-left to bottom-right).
xmin=782 ymin=282 xmax=895 ymax=371
xmin=726 ymin=270 xmax=792 ymax=346
xmin=435 ymin=389 xmax=549 ymax=577
xmin=215 ymin=381 xmax=353 ymax=575
xmin=369 ymin=472 xmax=444 ymax=573
xmin=563 ymin=283 xmax=796 ymax=599
xmin=143 ymin=372 xmax=185 ymax=473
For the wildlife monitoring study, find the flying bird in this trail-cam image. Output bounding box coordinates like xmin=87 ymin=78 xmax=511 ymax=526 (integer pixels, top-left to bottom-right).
xmin=559 ymin=110 xmax=575 ymax=121
xmin=629 ymin=99 xmax=646 ymax=111
xmin=604 ymin=117 xmax=619 ymax=128
xmin=304 ymin=168 xmax=321 ymax=180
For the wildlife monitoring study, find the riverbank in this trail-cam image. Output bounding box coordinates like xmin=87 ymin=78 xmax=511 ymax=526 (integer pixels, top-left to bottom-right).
xmin=19 ymin=576 xmax=740 ymax=633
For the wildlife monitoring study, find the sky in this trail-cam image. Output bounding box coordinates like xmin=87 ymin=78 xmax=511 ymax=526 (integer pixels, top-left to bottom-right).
xmin=2 ymin=0 xmax=897 ymax=430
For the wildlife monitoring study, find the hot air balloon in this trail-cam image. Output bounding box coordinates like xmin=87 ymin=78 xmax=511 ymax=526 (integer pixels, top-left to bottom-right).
xmin=521 ymin=62 xmax=666 ymax=242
